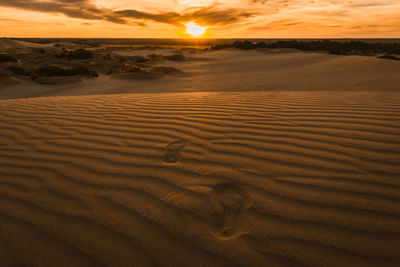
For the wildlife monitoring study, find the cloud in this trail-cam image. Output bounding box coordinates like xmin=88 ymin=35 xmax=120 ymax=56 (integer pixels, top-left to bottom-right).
xmin=0 ymin=18 xmax=22 ymax=23
xmin=0 ymin=0 xmax=256 ymax=26
xmin=1 ymin=0 xmax=399 ymax=37
xmin=0 ymin=0 xmax=115 ymax=21
xmin=250 ymin=18 xmax=306 ymax=30
xmin=115 ymin=6 xmax=255 ymax=26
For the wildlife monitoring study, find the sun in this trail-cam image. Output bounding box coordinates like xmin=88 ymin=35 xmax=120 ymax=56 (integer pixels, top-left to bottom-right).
xmin=184 ymin=22 xmax=207 ymax=37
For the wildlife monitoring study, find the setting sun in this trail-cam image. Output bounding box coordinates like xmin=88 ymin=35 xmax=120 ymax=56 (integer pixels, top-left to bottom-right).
xmin=184 ymin=22 xmax=207 ymax=37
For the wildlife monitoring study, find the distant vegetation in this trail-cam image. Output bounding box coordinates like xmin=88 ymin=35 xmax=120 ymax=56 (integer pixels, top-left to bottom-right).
xmin=377 ymin=54 xmax=400 ymax=61
xmin=151 ymin=66 xmax=184 ymax=75
xmin=147 ymin=53 xmax=186 ymax=61
xmin=212 ymin=40 xmax=400 ymax=56
xmin=160 ymin=54 xmax=186 ymax=61
xmin=54 ymin=49 xmax=94 ymax=60
xmin=6 ymin=66 xmax=30 ymax=76
xmin=33 ymin=66 xmax=98 ymax=78
xmin=0 ymin=54 xmax=17 ymax=63
xmin=4 ymin=65 xmax=98 ymax=80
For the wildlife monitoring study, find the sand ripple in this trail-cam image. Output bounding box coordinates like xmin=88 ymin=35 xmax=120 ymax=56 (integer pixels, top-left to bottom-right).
xmin=0 ymin=91 xmax=399 ymax=266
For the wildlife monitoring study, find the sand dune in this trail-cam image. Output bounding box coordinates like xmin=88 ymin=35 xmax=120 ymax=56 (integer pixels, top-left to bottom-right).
xmin=2 ymin=49 xmax=400 ymax=99
xmin=0 ymin=39 xmax=51 ymax=51
xmin=0 ymin=91 xmax=399 ymax=266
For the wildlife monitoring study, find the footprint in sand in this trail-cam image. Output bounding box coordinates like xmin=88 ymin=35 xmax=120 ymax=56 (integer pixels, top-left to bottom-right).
xmin=209 ymin=183 xmax=253 ymax=239
xmin=163 ymin=140 xmax=187 ymax=163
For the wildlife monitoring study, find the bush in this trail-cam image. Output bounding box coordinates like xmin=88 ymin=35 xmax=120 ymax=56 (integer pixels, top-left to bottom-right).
xmin=128 ymin=66 xmax=144 ymax=73
xmin=147 ymin=54 xmax=161 ymax=60
xmin=150 ymin=66 xmax=184 ymax=75
xmin=211 ymin=43 xmax=232 ymax=50
xmin=377 ymin=55 xmax=400 ymax=61
xmin=0 ymin=54 xmax=17 ymax=63
xmin=233 ymin=40 xmax=254 ymax=50
xmin=162 ymin=54 xmax=186 ymax=61
xmin=211 ymin=40 xmax=400 ymax=55
xmin=54 ymin=49 xmax=94 ymax=60
xmin=6 ymin=66 xmax=30 ymax=76
xmin=34 ymin=66 xmax=98 ymax=77
xmin=134 ymin=56 xmax=148 ymax=63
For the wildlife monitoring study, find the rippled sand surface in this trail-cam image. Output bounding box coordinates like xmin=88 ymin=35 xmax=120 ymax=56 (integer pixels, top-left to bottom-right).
xmin=1 ymin=91 xmax=399 ymax=266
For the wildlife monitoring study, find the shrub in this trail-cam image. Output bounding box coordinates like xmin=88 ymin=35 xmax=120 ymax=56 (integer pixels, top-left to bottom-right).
xmin=0 ymin=54 xmax=17 ymax=63
xmin=6 ymin=66 xmax=30 ymax=76
xmin=54 ymin=49 xmax=94 ymax=60
xmin=34 ymin=65 xmax=98 ymax=77
xmin=134 ymin=56 xmax=148 ymax=63
xmin=162 ymin=54 xmax=186 ymax=61
xmin=150 ymin=66 xmax=184 ymax=75
xmin=377 ymin=55 xmax=400 ymax=61
xmin=147 ymin=54 xmax=161 ymax=60
xmin=233 ymin=40 xmax=254 ymax=50
xmin=128 ymin=66 xmax=144 ymax=73
xmin=211 ymin=43 xmax=231 ymax=50
xmin=211 ymin=40 xmax=400 ymax=55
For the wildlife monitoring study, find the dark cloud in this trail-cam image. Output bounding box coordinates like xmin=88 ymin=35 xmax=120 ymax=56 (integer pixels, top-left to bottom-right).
xmin=252 ymin=0 xmax=268 ymax=4
xmin=0 ymin=0 xmax=255 ymax=26
xmin=304 ymin=9 xmax=350 ymax=17
xmin=250 ymin=18 xmax=305 ymax=30
xmin=115 ymin=7 xmax=254 ymax=26
xmin=251 ymin=0 xmax=298 ymax=6
xmin=0 ymin=18 xmax=22 ymax=22
xmin=182 ymin=7 xmax=255 ymax=25
xmin=0 ymin=0 xmax=110 ymax=21
xmin=114 ymin=10 xmax=181 ymax=25
xmin=344 ymin=1 xmax=393 ymax=8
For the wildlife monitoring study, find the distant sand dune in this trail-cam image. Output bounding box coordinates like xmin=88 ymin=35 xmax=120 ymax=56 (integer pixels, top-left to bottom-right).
xmin=0 ymin=39 xmax=51 ymax=51
xmin=2 ymin=50 xmax=400 ymax=99
xmin=0 ymin=91 xmax=399 ymax=266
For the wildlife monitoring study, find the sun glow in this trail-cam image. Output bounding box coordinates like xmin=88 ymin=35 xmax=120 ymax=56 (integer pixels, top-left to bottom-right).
xmin=184 ymin=21 xmax=207 ymax=37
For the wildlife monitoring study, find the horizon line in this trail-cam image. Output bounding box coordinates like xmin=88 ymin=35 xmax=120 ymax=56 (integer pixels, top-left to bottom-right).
xmin=4 ymin=37 xmax=400 ymax=40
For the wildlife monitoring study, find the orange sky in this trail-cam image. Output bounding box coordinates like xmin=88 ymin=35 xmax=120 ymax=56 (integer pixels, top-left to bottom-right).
xmin=1 ymin=0 xmax=399 ymax=38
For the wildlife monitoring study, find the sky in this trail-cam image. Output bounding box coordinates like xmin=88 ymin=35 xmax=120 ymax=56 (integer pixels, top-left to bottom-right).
xmin=0 ymin=0 xmax=399 ymax=38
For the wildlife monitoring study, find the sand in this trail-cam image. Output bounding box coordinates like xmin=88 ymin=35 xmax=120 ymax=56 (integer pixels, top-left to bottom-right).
xmin=0 ymin=91 xmax=399 ymax=266
xmin=0 ymin=39 xmax=52 ymax=51
xmin=1 ymin=48 xmax=400 ymax=99
xmin=1 ymin=39 xmax=400 ymax=266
